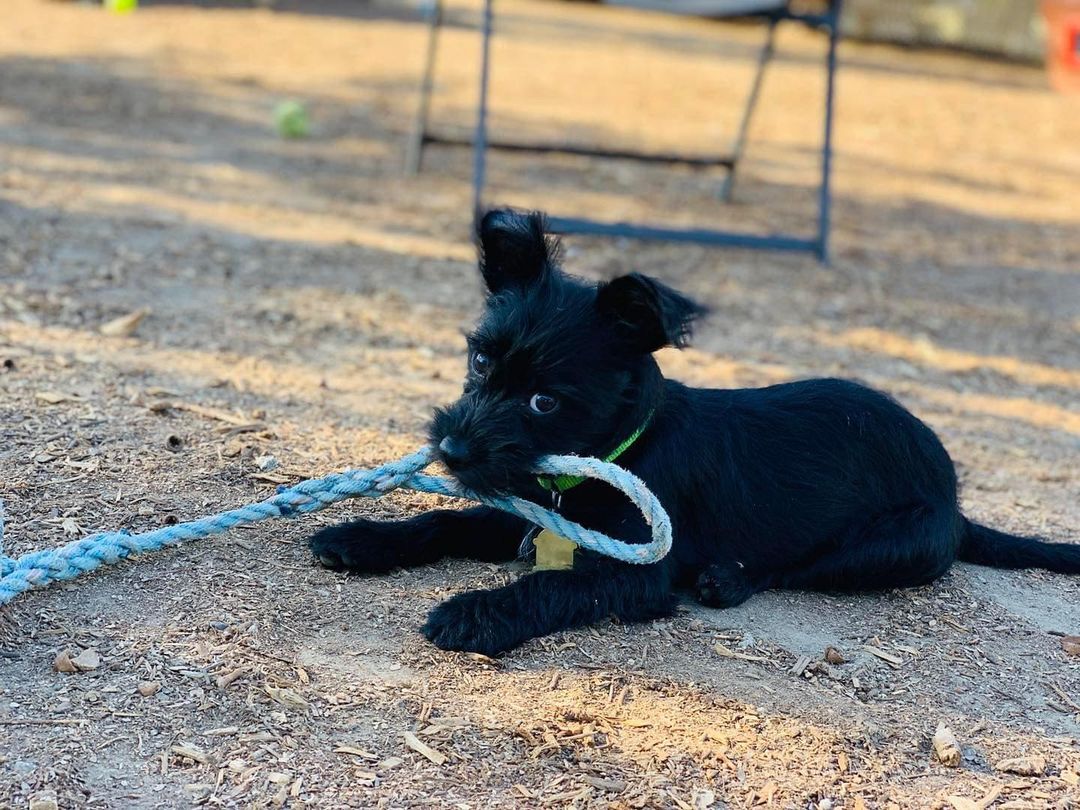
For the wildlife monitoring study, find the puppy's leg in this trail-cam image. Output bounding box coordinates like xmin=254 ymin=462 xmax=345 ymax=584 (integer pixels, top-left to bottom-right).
xmin=309 ymin=506 xmax=526 ymax=574
xmin=695 ymin=561 xmax=759 ymax=608
xmin=771 ymin=504 xmax=960 ymax=592
xmin=422 ymin=557 xmax=675 ymax=656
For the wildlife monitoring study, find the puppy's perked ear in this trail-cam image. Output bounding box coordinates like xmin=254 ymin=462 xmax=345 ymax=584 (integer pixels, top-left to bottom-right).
xmin=476 ymin=208 xmax=560 ymax=293
xmin=596 ymin=273 xmax=707 ymax=353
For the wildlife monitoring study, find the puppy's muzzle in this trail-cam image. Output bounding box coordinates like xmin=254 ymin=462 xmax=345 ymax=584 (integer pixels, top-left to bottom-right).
xmin=438 ymin=435 xmax=472 ymax=469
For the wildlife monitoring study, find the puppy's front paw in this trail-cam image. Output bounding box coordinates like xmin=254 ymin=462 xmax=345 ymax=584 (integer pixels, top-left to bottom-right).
xmin=421 ymin=590 xmax=519 ymax=657
xmin=308 ymin=520 xmax=401 ymax=574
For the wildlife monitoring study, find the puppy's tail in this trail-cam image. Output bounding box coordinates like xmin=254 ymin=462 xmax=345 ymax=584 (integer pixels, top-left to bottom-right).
xmin=958 ymin=519 xmax=1080 ymax=573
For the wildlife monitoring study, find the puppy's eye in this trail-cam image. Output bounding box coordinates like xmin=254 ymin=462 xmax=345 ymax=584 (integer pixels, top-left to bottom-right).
xmin=529 ymin=393 xmax=558 ymax=414
xmin=471 ymin=352 xmax=491 ymax=375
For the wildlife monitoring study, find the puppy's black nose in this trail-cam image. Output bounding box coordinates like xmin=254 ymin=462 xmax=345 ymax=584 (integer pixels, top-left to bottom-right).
xmin=438 ymin=435 xmax=470 ymax=467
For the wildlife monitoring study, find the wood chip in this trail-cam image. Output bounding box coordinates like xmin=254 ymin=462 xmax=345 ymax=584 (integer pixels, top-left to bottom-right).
xmin=215 ymin=667 xmax=246 ymax=689
xmin=583 ymin=776 xmax=626 ymax=793
xmin=0 ymin=718 xmax=89 ymax=727
xmin=239 ymin=731 xmax=275 ymax=743
xmin=35 ymin=391 xmax=81 ymax=405
xmin=946 ymin=797 xmax=978 ymax=810
xmin=249 ymin=472 xmax=292 ymax=485
xmin=995 ymin=755 xmax=1046 ymax=776
xmin=264 ymin=686 xmax=309 ymax=710
xmin=147 ymin=399 xmax=255 ymax=427
xmin=171 ymin=743 xmax=213 ymax=765
xmin=403 ymin=731 xmax=447 ymax=765
xmin=334 ymin=746 xmax=377 ymax=760
xmin=790 ymin=655 xmax=812 ymax=676
xmin=1046 ymin=681 xmax=1080 ymax=712
xmin=940 ymin=615 xmax=971 ymax=633
xmin=53 ymin=650 xmax=77 ymax=673
xmin=932 ymin=723 xmax=962 ymax=767
xmin=99 ymin=309 xmax=149 ymax=337
xmin=27 ymin=791 xmax=59 ymax=810
xmin=204 ymin=726 xmax=238 ymax=737
xmin=541 ymin=787 xmax=591 ymax=804
xmin=713 ymin=643 xmax=767 ymax=662
xmin=975 ymin=785 xmax=1003 ymax=809
xmin=862 ymin=645 xmax=902 ymax=666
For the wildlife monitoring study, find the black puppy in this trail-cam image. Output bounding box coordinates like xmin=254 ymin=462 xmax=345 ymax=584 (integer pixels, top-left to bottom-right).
xmin=310 ymin=208 xmax=1079 ymax=656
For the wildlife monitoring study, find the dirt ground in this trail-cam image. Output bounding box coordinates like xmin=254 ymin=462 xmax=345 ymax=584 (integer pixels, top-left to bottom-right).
xmin=1 ymin=0 xmax=1078 ymax=807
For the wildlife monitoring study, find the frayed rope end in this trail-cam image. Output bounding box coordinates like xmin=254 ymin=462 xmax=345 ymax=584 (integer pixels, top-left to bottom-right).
xmin=0 ymin=498 xmax=13 ymax=578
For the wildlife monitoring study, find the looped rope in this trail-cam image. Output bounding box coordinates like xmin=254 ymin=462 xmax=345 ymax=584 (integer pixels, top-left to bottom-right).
xmin=0 ymin=447 xmax=672 ymax=606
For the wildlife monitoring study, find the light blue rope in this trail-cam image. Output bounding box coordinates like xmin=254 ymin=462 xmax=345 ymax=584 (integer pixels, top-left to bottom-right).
xmin=0 ymin=447 xmax=672 ymax=606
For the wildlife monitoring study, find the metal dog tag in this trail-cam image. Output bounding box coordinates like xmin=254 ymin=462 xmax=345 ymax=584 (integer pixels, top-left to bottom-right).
xmin=533 ymin=529 xmax=577 ymax=571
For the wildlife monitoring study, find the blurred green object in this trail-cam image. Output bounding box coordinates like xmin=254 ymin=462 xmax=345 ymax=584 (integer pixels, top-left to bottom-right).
xmin=274 ymin=101 xmax=310 ymax=139
xmin=105 ymin=0 xmax=138 ymax=13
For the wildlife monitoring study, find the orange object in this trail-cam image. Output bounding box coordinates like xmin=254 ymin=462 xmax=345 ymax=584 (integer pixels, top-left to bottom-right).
xmin=1043 ymin=0 xmax=1080 ymax=92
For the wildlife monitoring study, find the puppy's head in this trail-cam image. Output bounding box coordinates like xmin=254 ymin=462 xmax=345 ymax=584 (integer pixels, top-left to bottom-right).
xmin=429 ymin=208 xmax=705 ymax=495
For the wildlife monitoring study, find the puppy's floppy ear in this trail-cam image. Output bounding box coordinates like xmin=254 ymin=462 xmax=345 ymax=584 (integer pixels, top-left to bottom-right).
xmin=476 ymin=208 xmax=560 ymax=293
xmin=596 ymin=273 xmax=707 ymax=353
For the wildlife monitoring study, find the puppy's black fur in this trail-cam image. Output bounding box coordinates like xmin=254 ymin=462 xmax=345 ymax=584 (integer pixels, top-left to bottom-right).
xmin=310 ymin=208 xmax=1080 ymax=656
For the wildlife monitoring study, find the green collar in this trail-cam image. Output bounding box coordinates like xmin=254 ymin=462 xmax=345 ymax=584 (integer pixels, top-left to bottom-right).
xmin=538 ymin=410 xmax=655 ymax=494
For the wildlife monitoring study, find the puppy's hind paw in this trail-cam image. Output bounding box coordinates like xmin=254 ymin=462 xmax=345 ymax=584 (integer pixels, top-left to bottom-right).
xmin=695 ymin=563 xmax=755 ymax=609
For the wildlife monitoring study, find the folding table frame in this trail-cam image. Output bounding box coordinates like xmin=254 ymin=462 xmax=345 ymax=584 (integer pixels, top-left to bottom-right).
xmin=406 ymin=0 xmax=842 ymax=261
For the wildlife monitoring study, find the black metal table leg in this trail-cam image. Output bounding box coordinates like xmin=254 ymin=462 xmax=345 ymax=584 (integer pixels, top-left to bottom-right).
xmin=718 ymin=15 xmax=777 ymax=202
xmin=472 ymin=0 xmax=494 ymax=222
xmin=405 ymin=0 xmax=443 ymax=176
xmin=816 ymin=0 xmax=841 ymax=263
xmin=425 ymin=0 xmax=839 ymax=262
